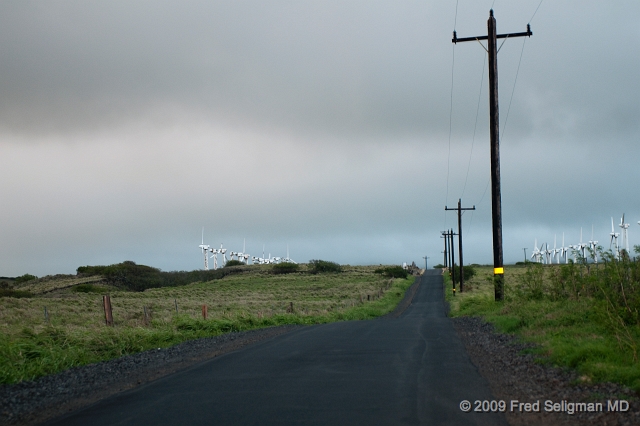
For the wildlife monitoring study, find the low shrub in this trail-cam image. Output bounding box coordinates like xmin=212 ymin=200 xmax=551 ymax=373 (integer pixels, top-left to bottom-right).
xmin=224 ymin=260 xmax=244 ymax=267
xmin=374 ymin=266 xmax=408 ymax=279
xmin=0 ymin=289 xmax=33 ymax=298
xmin=14 ymin=274 xmax=37 ymax=284
xmin=451 ymin=265 xmax=476 ymax=284
xmin=308 ymin=260 xmax=342 ymax=274
xmin=72 ymin=284 xmax=104 ymax=293
xmin=272 ymin=262 xmax=299 ymax=274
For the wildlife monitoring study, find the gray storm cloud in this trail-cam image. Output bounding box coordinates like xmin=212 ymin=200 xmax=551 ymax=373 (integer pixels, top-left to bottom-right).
xmin=0 ymin=0 xmax=639 ymax=276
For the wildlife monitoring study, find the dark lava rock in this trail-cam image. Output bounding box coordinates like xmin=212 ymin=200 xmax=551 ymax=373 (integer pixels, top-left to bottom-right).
xmin=453 ymin=316 xmax=639 ymax=426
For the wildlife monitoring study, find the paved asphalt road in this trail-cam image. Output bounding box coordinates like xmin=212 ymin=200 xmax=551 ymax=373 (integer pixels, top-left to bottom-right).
xmin=45 ymin=271 xmax=507 ymax=425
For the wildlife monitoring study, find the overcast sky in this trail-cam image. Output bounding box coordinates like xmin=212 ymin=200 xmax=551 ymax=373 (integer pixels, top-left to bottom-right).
xmin=1 ymin=1 xmax=639 ymax=276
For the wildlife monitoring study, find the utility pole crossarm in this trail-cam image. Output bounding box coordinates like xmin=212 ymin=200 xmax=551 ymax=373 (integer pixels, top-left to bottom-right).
xmin=452 ymin=24 xmax=532 ymax=44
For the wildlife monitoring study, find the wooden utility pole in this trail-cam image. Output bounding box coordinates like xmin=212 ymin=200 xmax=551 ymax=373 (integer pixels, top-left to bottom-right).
xmin=441 ymin=231 xmax=449 ymax=268
xmin=422 ymin=256 xmax=429 ymax=270
xmin=445 ymin=199 xmax=476 ymax=292
xmin=452 ymin=10 xmax=532 ymax=301
xmin=449 ymin=228 xmax=458 ymax=289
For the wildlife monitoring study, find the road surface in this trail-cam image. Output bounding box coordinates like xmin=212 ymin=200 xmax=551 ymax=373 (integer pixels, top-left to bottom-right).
xmin=45 ymin=270 xmax=507 ymax=425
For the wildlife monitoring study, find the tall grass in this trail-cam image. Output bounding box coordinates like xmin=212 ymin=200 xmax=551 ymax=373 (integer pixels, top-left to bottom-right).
xmin=446 ymin=249 xmax=640 ymax=393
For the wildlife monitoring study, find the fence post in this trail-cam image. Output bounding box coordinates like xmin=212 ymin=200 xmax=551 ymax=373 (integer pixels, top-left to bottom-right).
xmin=202 ymin=304 xmax=208 ymax=319
xmin=103 ymin=295 xmax=113 ymax=326
xmin=174 ymin=299 xmax=178 ymax=313
xmin=44 ymin=306 xmax=49 ymax=324
xmin=143 ymin=306 xmax=151 ymax=325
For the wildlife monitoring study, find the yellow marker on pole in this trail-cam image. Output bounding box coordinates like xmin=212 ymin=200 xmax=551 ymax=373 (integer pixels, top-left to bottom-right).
xmin=494 ymin=267 xmax=504 ymax=275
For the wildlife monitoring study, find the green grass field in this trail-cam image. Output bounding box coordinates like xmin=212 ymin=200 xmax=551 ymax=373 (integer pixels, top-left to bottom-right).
xmin=0 ymin=264 xmax=414 ymax=384
xmin=444 ymin=263 xmax=640 ymax=393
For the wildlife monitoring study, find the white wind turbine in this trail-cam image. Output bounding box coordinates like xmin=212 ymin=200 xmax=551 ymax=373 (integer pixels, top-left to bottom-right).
xmin=560 ymin=232 xmax=569 ymax=264
xmin=531 ymin=239 xmax=542 ymax=263
xmin=240 ymin=239 xmax=250 ymax=264
xmin=619 ymin=214 xmax=630 ymax=256
xmin=552 ymin=235 xmax=559 ymax=264
xmin=544 ymin=243 xmax=552 ymax=264
xmin=219 ymin=243 xmax=228 ymax=266
xmin=199 ymin=228 xmax=210 ymax=270
xmin=569 ymin=232 xmax=580 ymax=262
xmin=282 ymin=244 xmax=296 ymax=264
xmin=235 ymin=239 xmax=244 ymax=264
xmin=610 ymin=217 xmax=620 ymax=260
xmin=578 ymin=228 xmax=588 ymax=261
xmin=252 ymin=246 xmax=265 ymax=264
xmin=588 ymin=225 xmax=598 ymax=264
xmin=209 ymin=247 xmax=219 ymax=270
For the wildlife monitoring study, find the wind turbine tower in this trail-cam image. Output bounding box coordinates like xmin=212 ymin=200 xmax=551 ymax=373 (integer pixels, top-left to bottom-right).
xmin=219 ymin=244 xmax=227 ymax=266
xmin=577 ymin=228 xmax=588 ymax=262
xmin=589 ymin=225 xmax=598 ymax=263
xmin=531 ymin=239 xmax=542 ymax=263
xmin=209 ymin=247 xmax=219 ymax=270
xmin=610 ymin=217 xmax=620 ymax=259
xmin=199 ymin=228 xmax=210 ymax=270
xmin=620 ymin=214 xmax=630 ymax=256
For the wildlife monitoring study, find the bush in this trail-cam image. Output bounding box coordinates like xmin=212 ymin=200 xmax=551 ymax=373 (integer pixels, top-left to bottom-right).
xmin=0 ymin=289 xmax=33 ymax=298
xmin=272 ymin=263 xmax=299 ymax=274
xmin=72 ymin=284 xmax=104 ymax=293
xmin=374 ymin=266 xmax=408 ymax=279
xmin=14 ymin=274 xmax=37 ymax=284
xmin=224 ymin=260 xmax=244 ymax=267
xmin=308 ymin=260 xmax=342 ymax=274
xmin=451 ymin=265 xmax=476 ymax=284
xmin=433 ymin=264 xmax=445 ymax=269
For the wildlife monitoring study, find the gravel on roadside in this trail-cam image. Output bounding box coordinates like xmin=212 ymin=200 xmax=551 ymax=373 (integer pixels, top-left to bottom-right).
xmin=453 ymin=316 xmax=639 ymax=426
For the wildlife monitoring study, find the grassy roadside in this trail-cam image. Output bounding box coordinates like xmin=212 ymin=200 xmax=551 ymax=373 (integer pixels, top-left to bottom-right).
xmin=443 ymin=263 xmax=640 ymax=393
xmin=0 ymin=264 xmax=414 ymax=384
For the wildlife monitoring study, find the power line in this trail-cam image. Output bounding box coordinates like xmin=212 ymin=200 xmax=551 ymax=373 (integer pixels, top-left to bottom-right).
xmin=529 ymin=0 xmax=544 ymax=24
xmin=454 ymin=0 xmax=460 ymax=30
xmin=501 ymin=37 xmax=527 ymax=141
xmin=461 ymin=52 xmax=487 ymax=199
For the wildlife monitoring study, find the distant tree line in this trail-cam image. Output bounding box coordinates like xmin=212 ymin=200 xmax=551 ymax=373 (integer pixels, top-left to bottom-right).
xmin=77 ymin=261 xmax=243 ymax=292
